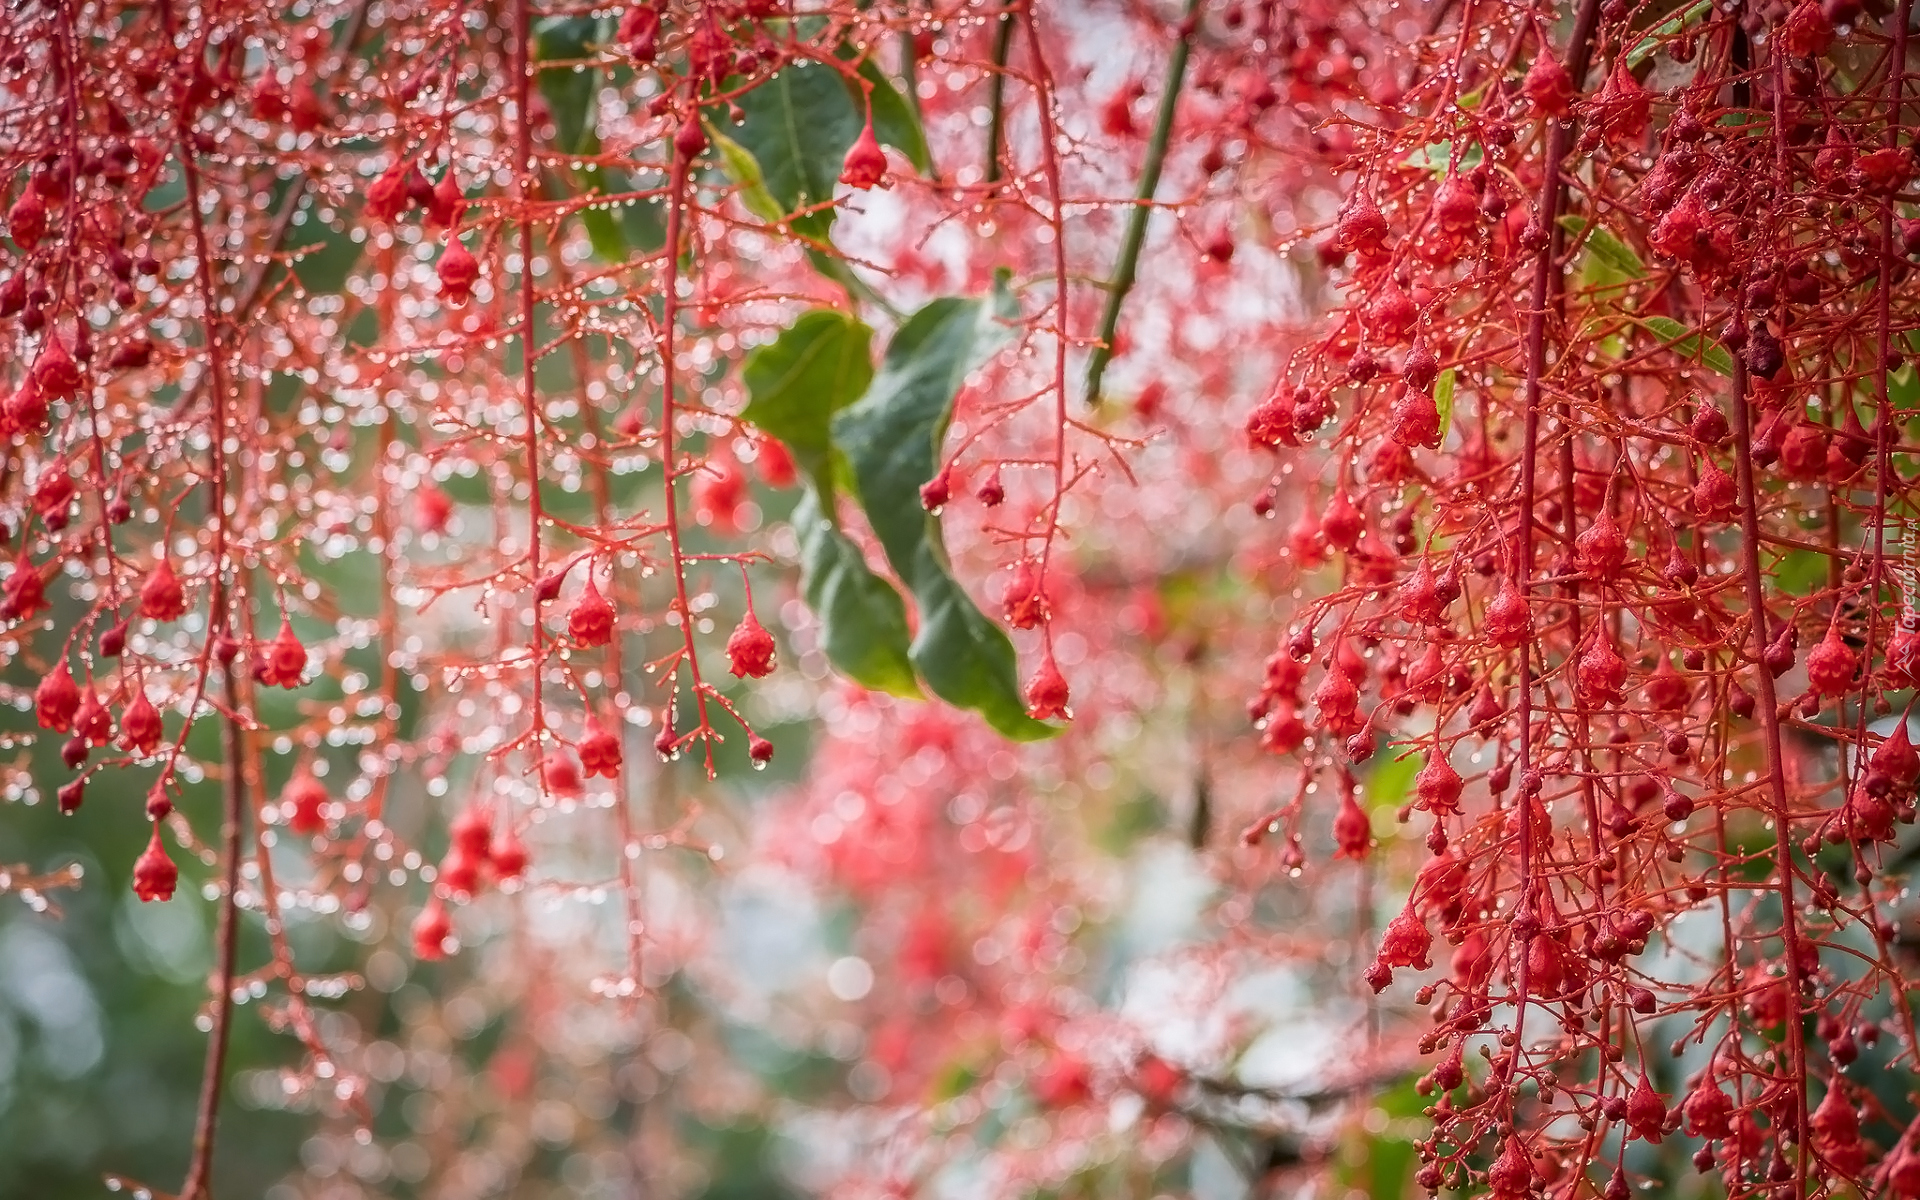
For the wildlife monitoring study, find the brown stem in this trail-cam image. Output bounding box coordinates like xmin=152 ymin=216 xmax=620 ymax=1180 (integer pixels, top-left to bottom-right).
xmin=154 ymin=0 xmax=252 ymax=1188
xmin=1509 ymin=0 xmax=1604 ymax=1059
xmin=182 ymin=671 xmax=248 ymax=1200
xmin=1726 ymin=351 xmax=1813 ymax=1175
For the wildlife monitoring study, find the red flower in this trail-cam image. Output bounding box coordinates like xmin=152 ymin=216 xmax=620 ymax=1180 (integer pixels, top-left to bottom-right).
xmin=1805 ymin=624 xmax=1859 ymax=696
xmin=5 ymin=380 xmax=47 ymax=434
xmin=1575 ymin=628 xmax=1629 ymax=705
xmin=726 ymin=611 xmax=777 ymax=679
xmin=426 ymin=171 xmax=467 ymax=230
xmin=365 ymin=163 xmax=410 ymax=223
xmin=450 ymin=806 xmax=494 ymax=856
xmin=1333 ymin=788 xmax=1371 ymax=860
xmin=32 ymin=462 xmax=74 ymax=528
xmin=139 ymin=558 xmax=187 ymax=622
xmin=1812 ymin=1082 xmax=1865 ymax=1175
xmin=1024 ymin=653 xmax=1071 ymax=721
xmin=542 ymin=750 xmax=583 ymax=795
xmin=489 ymin=829 xmax=529 ymax=880
xmin=568 ymin=577 xmax=616 ymax=647
xmin=618 ymin=5 xmax=662 ymax=61
xmin=1487 ymin=1136 xmax=1534 ymax=1199
xmin=121 ymin=688 xmax=163 ymax=756
xmin=7 ymin=187 xmax=48 ymax=247
xmin=35 ymin=662 xmax=80 ymax=732
xmin=1625 ymin=1074 xmax=1667 ymax=1144
xmin=1522 ymin=49 xmax=1575 ymax=116
xmin=32 ymin=338 xmax=81 ymax=399
xmin=251 ymin=74 xmax=289 ymax=123
xmin=439 ymin=845 xmax=480 ymax=895
xmin=755 ymin=438 xmax=797 ymax=489
xmin=254 ymin=620 xmax=308 ymax=688
xmin=1376 ymin=908 xmax=1432 ymax=970
xmin=1031 ymin=1050 xmax=1092 ymax=1109
xmin=838 ymin=120 xmax=887 ymax=190
xmin=1002 ymin=560 xmax=1049 ymax=630
xmin=2 ymin=556 xmax=48 ymax=622
xmin=412 ymin=899 xmax=452 ymax=960
xmin=132 ymin=827 xmax=178 ymax=902
xmin=415 ymin=481 xmax=453 ymax=533
xmin=673 ymin=116 xmax=708 ymax=161
xmin=1682 ymin=1075 xmax=1732 ymax=1140
xmin=437 ymin=239 xmax=479 ymax=305
xmin=284 ymin=770 xmax=329 ymax=835
xmin=74 ymin=687 xmax=112 ymax=746
xmin=579 ymin=719 xmax=623 ymax=778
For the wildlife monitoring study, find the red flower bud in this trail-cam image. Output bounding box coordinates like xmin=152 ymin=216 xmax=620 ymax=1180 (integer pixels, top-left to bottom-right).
xmin=838 ymin=120 xmax=887 ymax=190
xmin=257 ymin=619 xmax=308 ymax=689
xmin=1522 ymin=49 xmax=1575 ymax=116
xmin=1025 ymin=653 xmax=1071 ymax=721
xmin=579 ymin=718 xmax=623 ymax=778
xmin=437 ymin=239 xmax=479 ymax=306
xmin=35 ymin=662 xmax=80 ymax=732
xmin=412 ymin=899 xmax=452 ymax=960
xmin=568 ymin=576 xmax=616 ymax=646
xmin=284 ymin=770 xmax=329 ymax=835
xmin=121 ymin=688 xmax=163 ymax=756
xmin=132 ymin=826 xmax=178 ymax=902
xmin=139 ymin=558 xmax=187 ymax=622
xmin=726 ymin=610 xmax=777 ymax=678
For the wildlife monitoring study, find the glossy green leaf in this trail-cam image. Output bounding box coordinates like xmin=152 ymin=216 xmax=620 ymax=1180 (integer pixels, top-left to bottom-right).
xmin=1626 ymin=0 xmax=1711 ymax=68
xmin=1432 ymin=367 xmax=1455 ymax=444
xmin=834 ymin=280 xmax=1055 ymax=741
xmin=1638 ymin=315 xmax=1736 ymax=376
xmin=793 ymin=492 xmax=920 ymax=698
xmin=1404 ymin=139 xmax=1483 ymax=174
xmin=1558 ymin=215 xmax=1647 ymax=279
xmin=722 ymin=61 xmax=928 ymax=240
xmin=740 ymin=309 xmax=875 ymax=494
xmin=906 ymin=569 xmax=1050 ymax=740
xmin=1363 ymin=750 xmax=1423 ymax=812
xmin=711 ymin=127 xmax=786 ymax=226
xmin=726 ymin=63 xmax=867 ymax=239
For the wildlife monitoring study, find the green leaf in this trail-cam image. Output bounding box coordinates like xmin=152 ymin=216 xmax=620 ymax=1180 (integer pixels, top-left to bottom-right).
xmin=1558 ymin=215 xmax=1646 ymax=279
xmin=793 ymin=493 xmax=920 ymax=699
xmin=907 ymin=569 xmax=1051 ymax=740
xmin=1404 ymin=139 xmax=1483 ymax=174
xmin=833 ymin=280 xmax=1055 ymax=741
xmin=1626 ymin=0 xmax=1711 ymax=68
xmin=1772 ymin=546 xmax=1829 ymax=597
xmin=1433 ymin=367 xmax=1455 ymax=444
xmin=725 ymin=63 xmax=868 ymax=239
xmin=741 ymin=309 xmax=875 ymax=495
xmin=1363 ymin=750 xmax=1423 ymax=812
xmin=711 ymin=128 xmax=787 ymax=226
xmin=1638 ymin=315 xmax=1736 ymax=376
